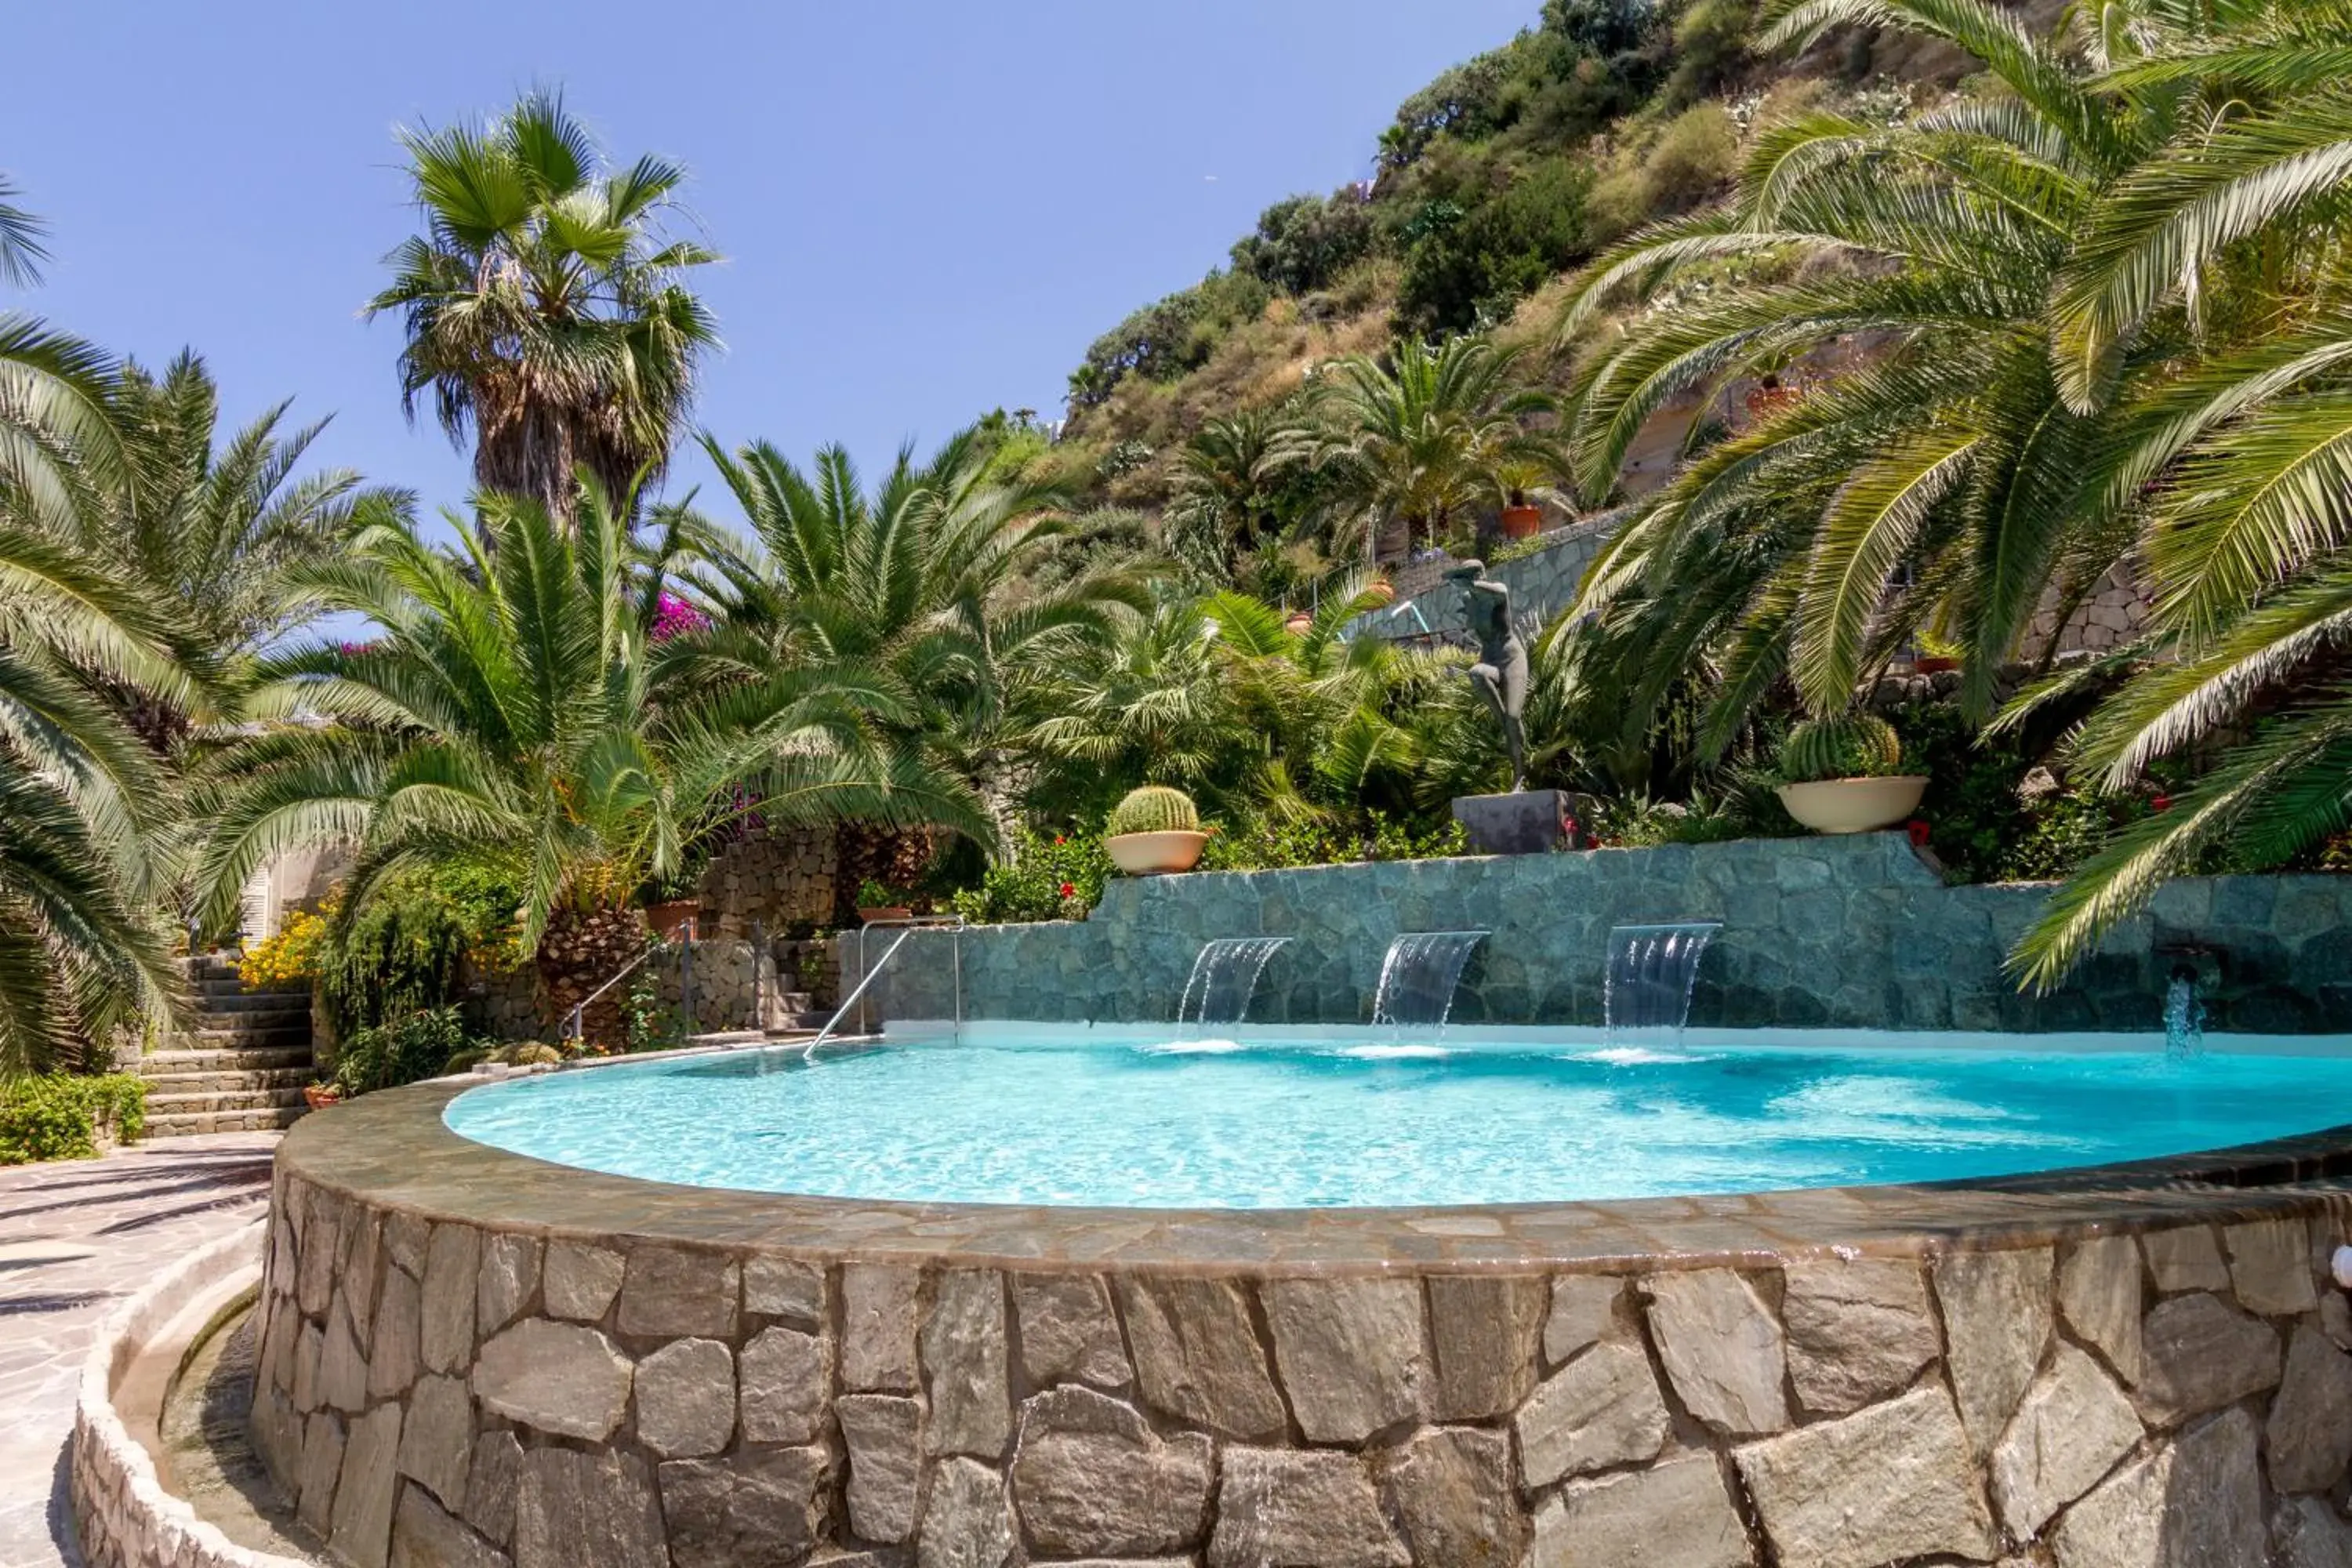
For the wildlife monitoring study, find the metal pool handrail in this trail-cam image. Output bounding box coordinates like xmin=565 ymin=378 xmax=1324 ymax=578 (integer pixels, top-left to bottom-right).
xmin=808 ymin=913 xmax=964 ymax=1055
xmin=564 ymin=920 xmax=694 ymax=1046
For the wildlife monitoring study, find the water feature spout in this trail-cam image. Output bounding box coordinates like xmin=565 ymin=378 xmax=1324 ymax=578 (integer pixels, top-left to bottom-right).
xmin=2164 ymin=967 xmax=2207 ymax=1060
xmin=1605 ymin=922 xmax=1722 ymax=1038
xmin=1371 ymin=931 xmax=1490 ymax=1032
xmin=1177 ymin=937 xmax=1292 ymax=1027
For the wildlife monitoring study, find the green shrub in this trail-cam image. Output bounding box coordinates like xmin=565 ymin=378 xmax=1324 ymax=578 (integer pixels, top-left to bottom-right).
xmin=1780 ymin=713 xmax=1904 ymax=782
xmin=1107 ymin=786 xmax=1201 ymax=837
xmin=333 ymin=1007 xmax=479 ymax=1097
xmin=318 ymin=861 xmax=526 ymax=1036
xmin=1201 ymin=811 xmax=1467 ymax=870
xmin=1396 ymin=154 xmax=1594 ymax=334
xmin=0 ymin=1075 xmax=147 ymax=1164
xmin=949 ymin=829 xmax=1113 ymax=924
xmin=1646 ymin=103 xmax=1741 ymax=212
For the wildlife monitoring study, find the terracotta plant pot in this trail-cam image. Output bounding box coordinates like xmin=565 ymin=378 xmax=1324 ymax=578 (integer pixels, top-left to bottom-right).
xmin=1104 ymin=829 xmax=1210 ymax=876
xmin=646 ymin=899 xmax=700 ymax=940
xmin=858 ymin=906 xmax=913 ymax=924
xmin=303 ymin=1083 xmax=340 ymax=1110
xmin=1361 ymin=580 xmax=1396 ymax=606
xmin=1500 ymin=504 xmax=1544 ymax=539
xmin=1776 ymin=775 xmax=1930 ymax=835
xmin=1284 ymin=611 xmax=1314 ymax=635
xmin=1911 ymin=655 xmax=1961 ymax=675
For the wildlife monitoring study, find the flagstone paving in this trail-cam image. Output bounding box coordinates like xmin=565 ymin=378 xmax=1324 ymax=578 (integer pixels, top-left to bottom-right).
xmin=0 ymin=1135 xmax=278 ymax=1568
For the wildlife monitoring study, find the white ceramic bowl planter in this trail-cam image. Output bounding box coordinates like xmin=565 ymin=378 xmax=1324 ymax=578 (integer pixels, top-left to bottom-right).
xmin=1104 ymin=829 xmax=1210 ymax=875
xmin=1776 ymin=775 xmax=1930 ymax=834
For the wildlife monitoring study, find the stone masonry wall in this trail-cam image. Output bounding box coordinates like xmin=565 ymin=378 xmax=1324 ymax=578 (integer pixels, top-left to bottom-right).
xmin=865 ymin=832 xmax=2352 ymax=1035
xmin=460 ymin=937 xmax=813 ymax=1044
xmin=248 ymin=1160 xmax=2352 ymax=1567
xmin=696 ymin=828 xmax=836 ymax=937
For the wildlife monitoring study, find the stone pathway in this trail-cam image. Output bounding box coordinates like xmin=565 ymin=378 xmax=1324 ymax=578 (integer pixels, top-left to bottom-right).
xmin=0 ymin=1134 xmax=278 ymax=1568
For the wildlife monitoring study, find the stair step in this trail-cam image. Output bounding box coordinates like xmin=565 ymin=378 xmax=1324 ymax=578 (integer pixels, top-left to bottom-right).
xmin=183 ymin=1024 xmax=314 ymax=1048
xmin=146 ymin=1087 xmax=310 ymax=1114
xmin=143 ymin=1105 xmax=310 ymax=1138
xmin=196 ymin=993 xmax=314 ymax=1017
xmin=141 ymin=1067 xmax=313 ymax=1094
xmin=143 ymin=1046 xmax=313 ymax=1073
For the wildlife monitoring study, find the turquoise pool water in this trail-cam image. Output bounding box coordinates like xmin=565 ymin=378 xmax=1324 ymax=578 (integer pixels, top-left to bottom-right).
xmin=442 ymin=1025 xmax=2352 ymax=1209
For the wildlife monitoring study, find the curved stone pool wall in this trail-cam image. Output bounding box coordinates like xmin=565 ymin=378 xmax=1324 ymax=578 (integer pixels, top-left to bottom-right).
xmin=252 ymin=1082 xmax=2352 ymax=1568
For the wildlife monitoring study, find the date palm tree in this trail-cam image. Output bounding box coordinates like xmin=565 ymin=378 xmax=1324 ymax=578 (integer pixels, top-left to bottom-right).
xmin=49 ymin=354 xmax=390 ymax=750
xmin=1994 ymin=3 xmax=2352 ymax=982
xmin=190 ymin=481 xmax=989 ymax=967
xmin=366 ymin=93 xmax=719 ymax=524
xmin=683 ymin=426 xmax=1148 ymax=852
xmin=0 ymin=521 xmax=183 ymax=1073
xmin=1311 ymin=336 xmax=1563 ymax=563
xmin=0 ymin=172 xmax=50 ymax=289
xmin=1552 ymin=0 xmax=2167 ymax=744
xmin=1161 ymin=409 xmax=1315 ymax=582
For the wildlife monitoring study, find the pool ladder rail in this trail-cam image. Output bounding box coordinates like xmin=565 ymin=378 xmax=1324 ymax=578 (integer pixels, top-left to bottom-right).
xmin=808 ymin=913 xmax=965 ymax=1056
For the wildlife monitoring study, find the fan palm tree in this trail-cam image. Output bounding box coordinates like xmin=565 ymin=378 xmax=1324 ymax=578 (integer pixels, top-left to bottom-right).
xmin=189 ymin=482 xmax=990 ymax=971
xmin=366 ymin=92 xmax=719 ymax=524
xmin=1312 ymin=336 xmax=1563 ymax=563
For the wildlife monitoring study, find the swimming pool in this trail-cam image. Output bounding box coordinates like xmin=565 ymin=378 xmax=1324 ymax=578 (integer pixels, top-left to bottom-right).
xmin=443 ymin=1022 xmax=2352 ymax=1207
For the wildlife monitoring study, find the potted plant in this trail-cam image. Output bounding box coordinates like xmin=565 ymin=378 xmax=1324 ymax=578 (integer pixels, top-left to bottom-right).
xmin=1909 ymin=630 xmax=1962 ymax=676
xmin=644 ymin=895 xmax=700 ymax=941
xmin=1103 ymin=786 xmax=1210 ymax=875
xmin=856 ymin=879 xmax=913 ymax=923
xmin=1284 ymin=609 xmax=1315 ymax=635
xmin=1774 ymin=712 xmax=1929 ymax=834
xmin=303 ymin=1081 xmax=341 ymax=1110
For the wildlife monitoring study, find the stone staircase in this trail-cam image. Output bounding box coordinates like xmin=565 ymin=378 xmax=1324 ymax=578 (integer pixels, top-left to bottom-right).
xmin=138 ymin=954 xmax=316 ymax=1138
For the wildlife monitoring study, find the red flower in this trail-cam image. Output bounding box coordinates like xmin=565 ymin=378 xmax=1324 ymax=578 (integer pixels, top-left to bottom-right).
xmin=1058 ymin=882 xmax=1076 ymax=898
xmin=1054 ymin=835 xmax=1066 ymax=845
xmin=1906 ymin=818 xmax=1932 ymax=848
xmin=2151 ymin=795 xmax=2173 ymax=812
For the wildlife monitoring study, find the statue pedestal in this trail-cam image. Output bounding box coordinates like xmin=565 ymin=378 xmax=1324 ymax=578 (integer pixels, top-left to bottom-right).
xmin=1451 ymin=789 xmax=1588 ymax=855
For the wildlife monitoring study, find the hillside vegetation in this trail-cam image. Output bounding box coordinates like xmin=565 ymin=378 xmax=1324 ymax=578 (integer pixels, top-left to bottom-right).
xmin=1043 ymin=0 xmax=1966 ymax=521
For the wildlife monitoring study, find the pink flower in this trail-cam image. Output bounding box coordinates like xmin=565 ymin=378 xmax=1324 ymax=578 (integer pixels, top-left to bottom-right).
xmin=651 ymin=591 xmax=710 ymax=642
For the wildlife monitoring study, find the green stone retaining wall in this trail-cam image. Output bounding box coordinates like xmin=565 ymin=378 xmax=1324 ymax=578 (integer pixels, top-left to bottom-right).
xmin=866 ymin=832 xmax=2352 ymax=1033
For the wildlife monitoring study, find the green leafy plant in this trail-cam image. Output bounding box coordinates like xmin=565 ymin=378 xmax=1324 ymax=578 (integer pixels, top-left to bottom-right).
xmin=949 ymin=829 xmax=1112 ymax=924
xmin=332 ymin=1007 xmax=478 ymax=1098
xmin=1106 ymin=786 xmax=1201 ymax=837
xmin=1778 ymin=714 xmax=1904 ymax=784
xmin=0 ymin=1074 xmax=147 ymax=1164
xmin=1200 ymin=810 xmax=1466 ymax=870
xmin=619 ymin=967 xmax=689 ymax=1055
xmin=855 ymin=878 xmax=910 ymax=909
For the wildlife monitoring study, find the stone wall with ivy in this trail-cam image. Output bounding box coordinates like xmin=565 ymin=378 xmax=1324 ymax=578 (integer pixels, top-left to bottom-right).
xmin=867 ymin=832 xmax=2352 ymax=1033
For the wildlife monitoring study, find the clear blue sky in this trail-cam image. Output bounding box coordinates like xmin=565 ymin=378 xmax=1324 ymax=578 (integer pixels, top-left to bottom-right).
xmin=5 ymin=1 xmax=1532 ymax=515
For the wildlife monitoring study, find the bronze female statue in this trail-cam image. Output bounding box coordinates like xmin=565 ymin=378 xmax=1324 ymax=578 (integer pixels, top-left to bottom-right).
xmin=1443 ymin=559 xmax=1528 ymax=791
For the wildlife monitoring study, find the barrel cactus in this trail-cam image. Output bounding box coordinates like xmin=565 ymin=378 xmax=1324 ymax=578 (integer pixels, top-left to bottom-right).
xmin=1780 ymin=713 xmax=1903 ymax=782
xmin=1107 ymin=785 xmax=1200 ymax=837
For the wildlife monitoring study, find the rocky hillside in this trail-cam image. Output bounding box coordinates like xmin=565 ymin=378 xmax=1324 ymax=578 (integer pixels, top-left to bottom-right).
xmin=1036 ymin=0 xmax=2024 ymax=519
